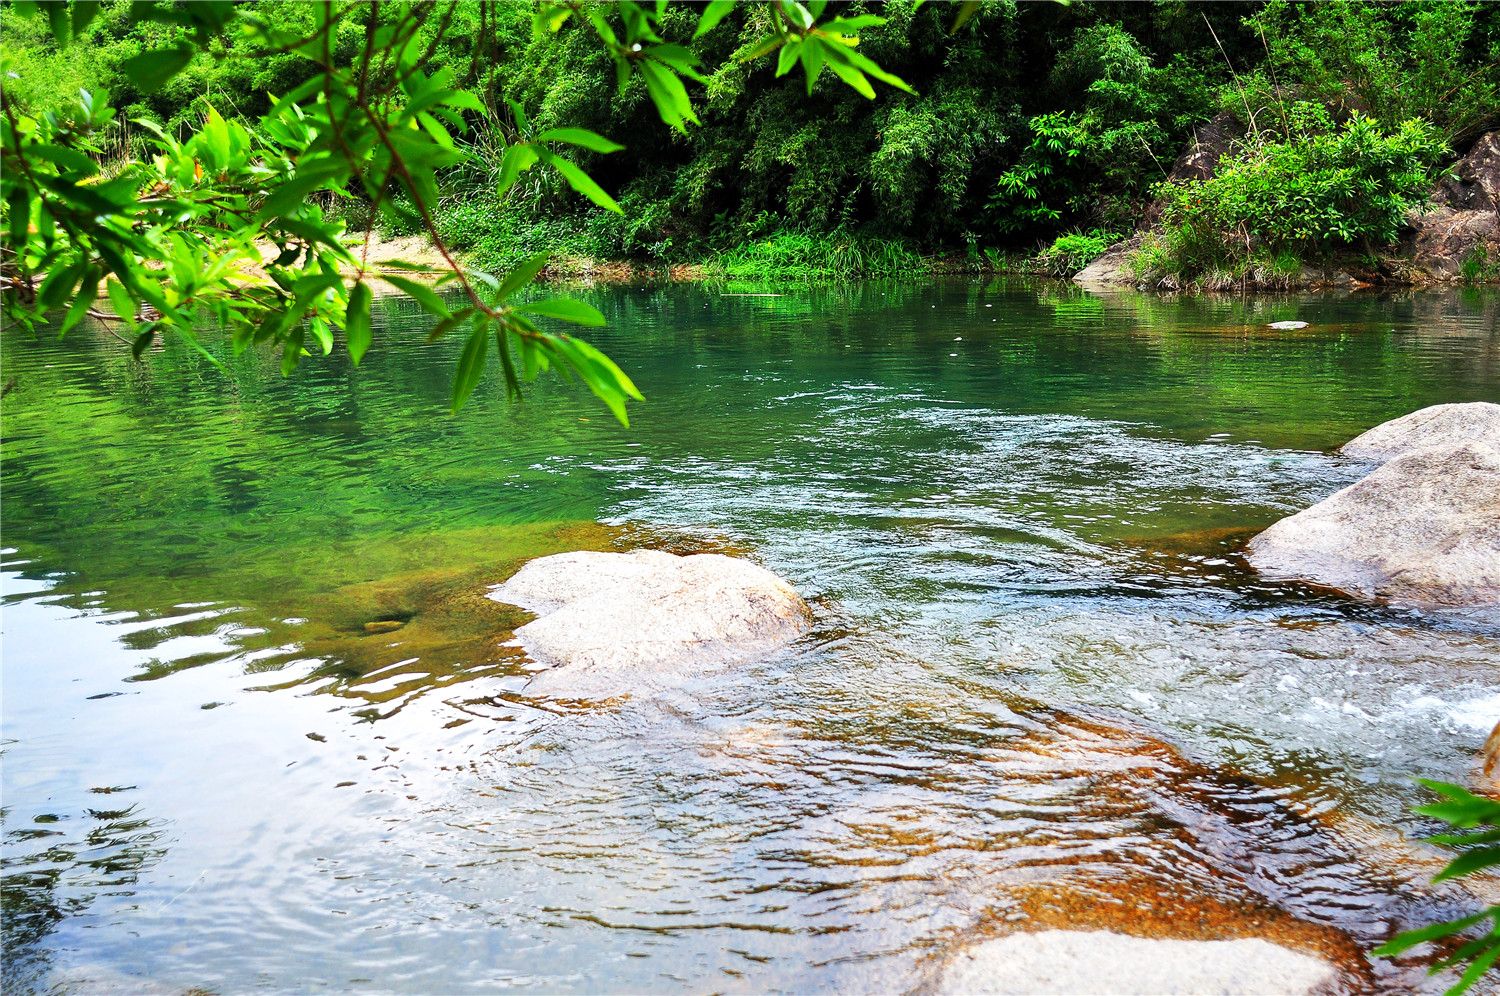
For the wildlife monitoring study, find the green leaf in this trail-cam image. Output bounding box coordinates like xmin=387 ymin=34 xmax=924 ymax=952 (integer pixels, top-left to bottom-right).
xmin=58 ymin=268 xmax=99 ymax=336
xmin=281 ymin=328 xmax=305 ymax=376
xmin=345 ymin=281 xmax=372 ymax=364
xmin=694 ymin=0 xmax=735 ymax=38
xmin=825 ymin=59 xmax=875 ymax=99
xmin=647 ymin=43 xmax=704 ymax=80
xmin=42 ymin=0 xmax=70 ymax=45
xmin=950 ymin=0 xmax=982 ymax=33
xmin=1433 ymin=847 xmax=1500 ymax=884
xmin=545 ymin=155 xmax=623 ymax=214
xmin=800 ymin=37 xmax=826 ymax=93
xmin=497 ymin=143 xmax=539 ymax=196
xmin=72 ymin=0 xmax=101 ymax=36
xmin=450 ymin=323 xmax=489 ymax=412
xmin=104 ymin=277 xmax=135 ymax=326
xmin=517 ymin=298 xmax=607 ymax=327
xmin=1448 ymin=940 xmax=1500 ymax=996
xmin=820 ymin=15 xmax=885 ymax=33
xmin=534 ymin=128 xmax=625 ymax=154
xmin=639 ymin=61 xmax=699 ymax=133
xmin=309 ymin=317 xmax=333 ymax=355
xmin=776 ymin=38 xmax=802 ymax=77
xmin=120 ymin=45 xmax=194 ymax=93
xmin=382 ymin=274 xmax=452 ymax=319
xmin=1374 ymin=910 xmax=1492 ymax=956
xmin=29 ymin=143 xmax=99 ymax=177
xmin=496 ymin=253 xmax=550 ymax=301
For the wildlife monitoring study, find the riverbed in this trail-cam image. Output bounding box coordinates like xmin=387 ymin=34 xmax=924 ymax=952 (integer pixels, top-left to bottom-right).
xmin=3 ymin=279 xmax=1498 ymax=992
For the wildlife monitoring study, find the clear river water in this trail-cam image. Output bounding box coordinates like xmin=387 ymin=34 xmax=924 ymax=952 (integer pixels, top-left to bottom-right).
xmin=2 ymin=279 xmax=1498 ymax=993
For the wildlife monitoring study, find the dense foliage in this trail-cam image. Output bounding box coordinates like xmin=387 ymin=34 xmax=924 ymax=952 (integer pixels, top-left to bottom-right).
xmin=1136 ymin=104 xmax=1449 ymax=286
xmin=4 ymin=1 xmax=1496 ymax=282
xmin=1 ymin=0 xmax=915 ymax=420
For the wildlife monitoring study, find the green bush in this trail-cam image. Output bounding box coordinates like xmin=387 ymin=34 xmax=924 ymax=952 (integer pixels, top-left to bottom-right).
xmin=1035 ymin=229 xmax=1120 ymax=277
xmin=1139 ymin=103 xmax=1446 ymax=283
xmin=1240 ymin=0 xmax=1500 ymax=145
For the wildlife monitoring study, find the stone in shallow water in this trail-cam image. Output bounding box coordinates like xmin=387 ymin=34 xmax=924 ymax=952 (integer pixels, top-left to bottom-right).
xmin=487 ymin=549 xmax=811 ymax=697
xmin=937 ymin=931 xmax=1337 ymax=995
xmin=1340 ymin=401 xmax=1500 ymax=463
xmin=1268 ymin=320 xmax=1309 ymax=330
xmin=1246 ymin=441 xmax=1500 ymax=607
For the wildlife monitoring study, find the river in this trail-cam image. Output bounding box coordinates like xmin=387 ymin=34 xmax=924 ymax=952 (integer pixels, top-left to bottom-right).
xmin=3 ymin=279 xmax=1498 ymax=992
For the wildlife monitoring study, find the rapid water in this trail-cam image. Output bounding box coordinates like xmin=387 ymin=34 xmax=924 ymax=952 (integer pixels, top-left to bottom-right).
xmin=3 ymin=279 xmax=1498 ymax=993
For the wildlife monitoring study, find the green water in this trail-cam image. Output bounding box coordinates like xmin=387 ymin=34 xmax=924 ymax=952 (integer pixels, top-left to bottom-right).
xmin=2 ymin=279 xmax=1498 ymax=992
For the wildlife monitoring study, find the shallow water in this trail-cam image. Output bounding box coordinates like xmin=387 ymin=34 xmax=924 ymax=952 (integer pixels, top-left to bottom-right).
xmin=3 ymin=279 xmax=1498 ymax=993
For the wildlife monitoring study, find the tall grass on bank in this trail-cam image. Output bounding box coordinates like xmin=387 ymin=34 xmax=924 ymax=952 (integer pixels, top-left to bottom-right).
xmin=711 ymin=230 xmax=923 ymax=281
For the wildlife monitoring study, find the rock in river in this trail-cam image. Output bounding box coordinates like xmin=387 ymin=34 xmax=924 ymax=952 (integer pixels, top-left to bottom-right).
xmin=487 ymin=549 xmax=811 ymax=697
xmin=1340 ymin=401 xmax=1500 ymax=463
xmin=937 ymin=931 xmax=1337 ymax=995
xmin=1246 ymin=441 xmax=1500 ymax=607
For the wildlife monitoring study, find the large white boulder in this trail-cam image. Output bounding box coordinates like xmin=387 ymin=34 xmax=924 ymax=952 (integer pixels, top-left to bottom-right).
xmin=937 ymin=931 xmax=1338 ymax=995
xmin=1246 ymin=441 xmax=1500 ymax=607
xmin=488 ymin=550 xmax=811 ymax=697
xmin=1340 ymin=402 xmax=1500 ymax=463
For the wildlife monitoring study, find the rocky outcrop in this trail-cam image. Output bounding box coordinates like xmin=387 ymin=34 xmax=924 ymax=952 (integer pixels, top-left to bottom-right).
xmin=1076 ymin=127 xmax=1500 ymax=290
xmin=1140 ymin=112 xmax=1245 ymax=228
xmin=1401 ymin=131 xmax=1499 ymax=281
xmin=1341 ymin=402 xmax=1500 ymax=463
xmin=1246 ymin=440 xmax=1500 ymax=607
xmin=1072 ymin=235 xmax=1142 ymax=290
xmin=487 ymin=549 xmax=811 ymax=697
xmin=1434 ymin=131 xmax=1500 ymax=213
xmin=937 ymin=931 xmax=1338 ymax=995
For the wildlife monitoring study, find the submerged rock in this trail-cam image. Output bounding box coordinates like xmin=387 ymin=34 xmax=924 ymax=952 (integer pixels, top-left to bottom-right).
xmin=1340 ymin=401 xmax=1500 ymax=463
xmin=1246 ymin=441 xmax=1500 ymax=607
xmin=937 ymin=931 xmax=1337 ymax=995
xmin=487 ymin=550 xmax=811 ymax=697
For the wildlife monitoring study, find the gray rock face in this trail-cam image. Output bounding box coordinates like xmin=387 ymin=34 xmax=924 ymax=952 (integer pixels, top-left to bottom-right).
xmin=937 ymin=931 xmax=1337 ymax=995
xmin=488 ymin=550 xmax=811 ymax=697
xmin=1341 ymin=402 xmax=1500 ymax=463
xmin=1405 ymin=130 xmax=1499 ymax=281
xmin=1433 ymin=130 xmax=1500 ymax=214
xmin=1073 ymin=235 xmax=1142 ymax=289
xmin=1247 ymin=441 xmax=1500 ymax=607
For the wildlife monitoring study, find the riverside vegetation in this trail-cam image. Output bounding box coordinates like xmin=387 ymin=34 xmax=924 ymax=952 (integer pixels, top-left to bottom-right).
xmin=2 ymin=2 xmax=1499 ymax=993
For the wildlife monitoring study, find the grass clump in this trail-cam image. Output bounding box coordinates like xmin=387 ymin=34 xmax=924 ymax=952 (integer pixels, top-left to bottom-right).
xmin=710 ymin=230 xmax=923 ymax=281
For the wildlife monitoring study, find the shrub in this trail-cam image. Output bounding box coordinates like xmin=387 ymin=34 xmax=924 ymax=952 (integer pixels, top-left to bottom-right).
xmin=1035 ymin=229 xmax=1120 ymax=277
xmin=1139 ymin=103 xmax=1446 ymax=283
